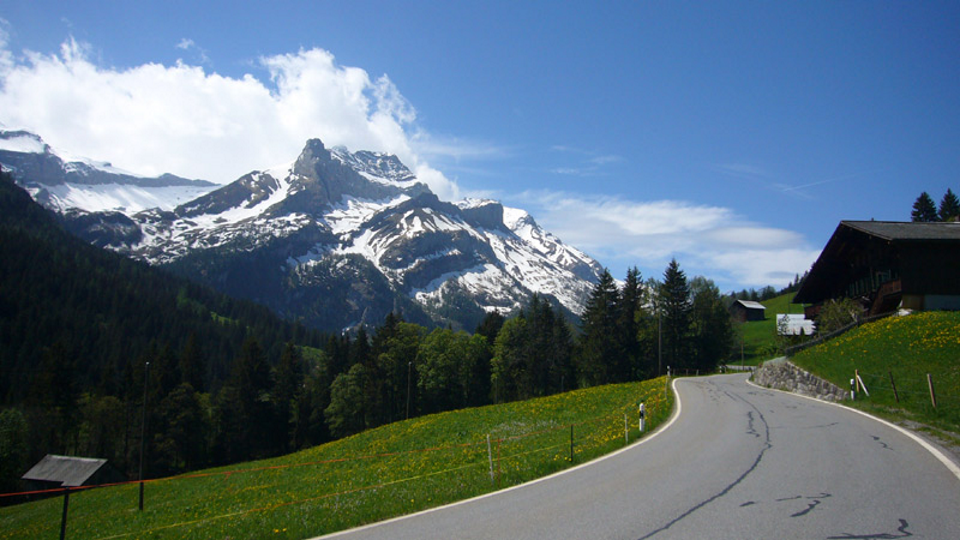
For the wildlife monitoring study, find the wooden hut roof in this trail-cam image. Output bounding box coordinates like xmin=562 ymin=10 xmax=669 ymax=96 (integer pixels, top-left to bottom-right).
xmin=21 ymin=455 xmax=109 ymax=488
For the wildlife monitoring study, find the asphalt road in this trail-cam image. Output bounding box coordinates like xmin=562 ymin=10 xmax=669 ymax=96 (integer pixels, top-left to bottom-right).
xmin=319 ymin=374 xmax=960 ymax=539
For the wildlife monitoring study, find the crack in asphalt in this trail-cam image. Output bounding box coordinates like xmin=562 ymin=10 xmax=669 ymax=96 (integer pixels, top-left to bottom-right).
xmin=826 ymin=518 xmax=913 ymax=539
xmin=636 ymin=382 xmax=772 ymax=540
xmin=790 ymin=498 xmax=822 ymax=517
xmin=871 ymin=435 xmax=892 ymax=450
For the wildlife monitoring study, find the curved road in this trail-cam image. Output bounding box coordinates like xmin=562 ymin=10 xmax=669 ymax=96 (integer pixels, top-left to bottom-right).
xmin=320 ymin=374 xmax=960 ymax=539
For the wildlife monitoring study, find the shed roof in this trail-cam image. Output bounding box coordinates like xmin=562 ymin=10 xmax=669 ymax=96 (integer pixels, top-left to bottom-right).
xmin=21 ymin=455 xmax=109 ymax=487
xmin=734 ymin=300 xmax=766 ymax=311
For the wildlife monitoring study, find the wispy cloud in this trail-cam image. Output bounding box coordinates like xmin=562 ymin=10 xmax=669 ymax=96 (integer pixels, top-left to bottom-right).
xmin=777 ymin=169 xmax=883 ymax=196
xmin=712 ymin=163 xmax=771 ymax=181
xmin=411 ymin=132 xmax=512 ymax=162
xmin=549 ymin=145 xmax=623 ymax=177
xmin=512 ymin=190 xmax=819 ymax=289
xmin=714 ymin=162 xmax=875 ymax=200
xmin=175 ymin=37 xmax=210 ymax=65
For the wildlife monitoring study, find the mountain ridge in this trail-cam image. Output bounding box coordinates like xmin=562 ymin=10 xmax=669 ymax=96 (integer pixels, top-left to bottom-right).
xmin=2 ymin=129 xmax=604 ymax=331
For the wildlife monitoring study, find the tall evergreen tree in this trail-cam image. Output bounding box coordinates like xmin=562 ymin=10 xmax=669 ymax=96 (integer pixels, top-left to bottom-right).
xmin=292 ymin=351 xmax=333 ymax=449
xmin=0 ymin=408 xmax=29 ymax=493
xmin=911 ymin=192 xmax=939 ymax=222
xmin=576 ymin=269 xmax=620 ymax=387
xmin=475 ymin=311 xmax=505 ymax=345
xmin=272 ymin=343 xmax=303 ymax=452
xmin=461 ymin=333 xmax=493 ymax=406
xmin=614 ymin=267 xmax=644 ymax=381
xmin=416 ymin=328 xmax=463 ymax=414
xmin=660 ymin=259 xmax=693 ymax=372
xmin=637 ymin=277 xmax=663 ymax=378
xmin=689 ymin=277 xmax=734 ymax=372
xmin=227 ymin=337 xmax=273 ymax=459
xmin=179 ymin=333 xmax=204 ymax=392
xmin=939 ymin=188 xmax=960 ymax=222
xmin=525 ymin=294 xmax=571 ymax=396
xmin=491 ymin=317 xmax=527 ymax=403
xmin=155 ymin=383 xmax=206 ymax=474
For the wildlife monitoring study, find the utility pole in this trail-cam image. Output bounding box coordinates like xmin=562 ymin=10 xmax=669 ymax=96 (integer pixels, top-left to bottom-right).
xmin=657 ymin=299 xmax=662 ymax=377
xmin=405 ymin=361 xmax=412 ymax=420
xmin=138 ymin=361 xmax=150 ymax=511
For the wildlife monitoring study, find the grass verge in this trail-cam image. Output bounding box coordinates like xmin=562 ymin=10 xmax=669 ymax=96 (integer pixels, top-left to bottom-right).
xmin=790 ymin=311 xmax=960 ymax=436
xmin=1 ymin=377 xmax=672 ymax=540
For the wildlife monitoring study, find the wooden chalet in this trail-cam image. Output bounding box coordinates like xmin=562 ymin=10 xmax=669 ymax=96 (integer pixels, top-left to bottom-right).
xmin=793 ymin=221 xmax=960 ymax=317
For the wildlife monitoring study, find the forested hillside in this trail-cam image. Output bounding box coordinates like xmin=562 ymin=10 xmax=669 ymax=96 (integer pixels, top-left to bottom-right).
xmin=0 ymin=170 xmax=328 ymax=490
xmin=1 ymin=168 xmax=736 ymax=497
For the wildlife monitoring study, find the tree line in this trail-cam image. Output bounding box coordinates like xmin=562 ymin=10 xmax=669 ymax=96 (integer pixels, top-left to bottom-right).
xmin=730 ymin=272 xmax=807 ymax=303
xmin=912 ymin=189 xmax=959 ymax=222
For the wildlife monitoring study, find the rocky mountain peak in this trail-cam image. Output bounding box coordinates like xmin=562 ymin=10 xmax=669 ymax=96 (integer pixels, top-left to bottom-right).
xmin=8 ymin=130 xmax=605 ymax=331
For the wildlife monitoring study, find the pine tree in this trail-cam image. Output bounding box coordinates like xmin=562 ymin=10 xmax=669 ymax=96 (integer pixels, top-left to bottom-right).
xmin=911 ymin=192 xmax=939 ymax=222
xmin=491 ymin=317 xmax=527 ymax=403
xmin=272 ymin=343 xmax=303 ymax=452
xmin=576 ymin=269 xmax=620 ymax=387
xmin=228 ymin=337 xmax=273 ymax=459
xmin=689 ymin=277 xmax=734 ymax=372
xmin=660 ymin=259 xmax=693 ymax=372
xmin=0 ymin=408 xmax=29 ymax=493
xmin=939 ymin=188 xmax=960 ymax=222
xmin=614 ymin=267 xmax=643 ymax=381
xmin=475 ymin=311 xmax=505 ymax=345
xmin=179 ymin=332 xmax=204 ymax=392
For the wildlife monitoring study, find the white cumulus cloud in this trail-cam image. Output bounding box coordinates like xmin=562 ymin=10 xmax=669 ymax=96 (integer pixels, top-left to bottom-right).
xmin=0 ymin=37 xmax=460 ymax=199
xmin=516 ymin=191 xmax=819 ymax=289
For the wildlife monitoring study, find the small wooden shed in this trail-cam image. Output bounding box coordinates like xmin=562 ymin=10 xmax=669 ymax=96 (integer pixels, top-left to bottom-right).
xmin=21 ymin=454 xmax=121 ymax=491
xmin=729 ymin=300 xmax=766 ymax=322
xmin=21 ymin=455 xmax=122 ymax=540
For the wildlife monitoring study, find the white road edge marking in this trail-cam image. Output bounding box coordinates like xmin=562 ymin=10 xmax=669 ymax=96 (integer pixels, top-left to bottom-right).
xmin=745 ymin=375 xmax=960 ymax=482
xmin=313 ymin=378 xmax=687 ymax=539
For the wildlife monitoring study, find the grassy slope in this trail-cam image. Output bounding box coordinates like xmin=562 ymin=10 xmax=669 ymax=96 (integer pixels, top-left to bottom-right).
xmin=732 ymin=294 xmax=806 ymax=365
xmin=790 ymin=311 xmax=960 ymax=435
xmin=1 ymin=378 xmax=672 ymax=540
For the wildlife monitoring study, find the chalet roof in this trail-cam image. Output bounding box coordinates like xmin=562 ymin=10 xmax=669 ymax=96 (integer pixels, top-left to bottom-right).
xmin=734 ymin=300 xmax=766 ymax=311
xmin=794 ymin=220 xmax=960 ymax=304
xmin=841 ymin=221 xmax=960 ymax=242
xmin=21 ymin=455 xmax=109 ymax=487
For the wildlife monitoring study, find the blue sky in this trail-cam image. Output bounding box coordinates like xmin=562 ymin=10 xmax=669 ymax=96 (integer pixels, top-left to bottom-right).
xmin=2 ymin=1 xmax=958 ymax=292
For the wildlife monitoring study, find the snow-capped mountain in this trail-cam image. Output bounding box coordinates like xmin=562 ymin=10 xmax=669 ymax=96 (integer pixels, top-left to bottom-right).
xmin=0 ymin=129 xmax=218 ymax=213
xmin=3 ymin=130 xmax=604 ymax=331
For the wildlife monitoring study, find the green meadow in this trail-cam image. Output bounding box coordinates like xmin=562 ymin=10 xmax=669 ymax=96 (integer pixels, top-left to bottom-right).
xmin=790 ymin=310 xmax=960 ymax=435
xmin=1 ymin=377 xmax=672 ymax=540
xmin=731 ymin=293 xmax=806 ymax=365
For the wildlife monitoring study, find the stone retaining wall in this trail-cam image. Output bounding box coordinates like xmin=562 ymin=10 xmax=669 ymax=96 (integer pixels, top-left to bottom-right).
xmin=751 ymin=358 xmax=849 ymax=403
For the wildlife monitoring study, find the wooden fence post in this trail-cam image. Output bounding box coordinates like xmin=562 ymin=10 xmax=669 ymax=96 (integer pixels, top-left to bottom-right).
xmin=888 ymin=371 xmax=899 ymax=403
xmin=60 ymin=489 xmax=70 ymax=540
xmin=927 ymin=373 xmax=937 ymax=409
xmin=487 ymin=434 xmax=494 ymax=484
